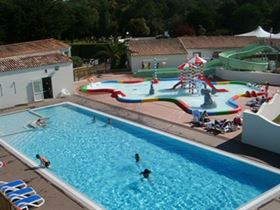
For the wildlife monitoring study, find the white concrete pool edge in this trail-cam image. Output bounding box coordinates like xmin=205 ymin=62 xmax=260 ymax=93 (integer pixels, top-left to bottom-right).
xmin=2 ymin=101 xmax=280 ymax=210
xmin=0 ymin=138 xmax=104 ymax=210
xmin=237 ymin=185 xmax=280 ymax=210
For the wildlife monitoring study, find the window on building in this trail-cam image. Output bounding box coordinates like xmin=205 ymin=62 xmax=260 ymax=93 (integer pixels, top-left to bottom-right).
xmin=0 ymin=84 xmax=3 ymax=96
xmin=11 ymin=81 xmax=16 ymax=94
xmin=193 ymin=52 xmax=201 ymax=57
xmin=63 ymin=51 xmax=69 ymax=56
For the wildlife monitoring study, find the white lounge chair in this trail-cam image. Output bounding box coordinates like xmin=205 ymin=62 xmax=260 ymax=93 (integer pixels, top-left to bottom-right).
xmin=13 ymin=194 xmax=45 ymax=210
xmin=5 ymin=187 xmax=36 ymax=202
xmin=0 ymin=180 xmax=27 ymax=193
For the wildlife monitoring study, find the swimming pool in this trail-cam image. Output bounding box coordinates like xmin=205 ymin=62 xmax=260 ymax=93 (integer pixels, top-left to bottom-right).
xmin=81 ymin=79 xmax=263 ymax=115
xmin=1 ymin=102 xmax=280 ymax=210
xmin=0 ymin=110 xmax=43 ymax=136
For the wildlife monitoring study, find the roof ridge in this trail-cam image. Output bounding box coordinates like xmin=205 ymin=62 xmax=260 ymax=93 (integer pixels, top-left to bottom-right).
xmin=177 ymin=37 xmax=188 ymax=53
xmin=0 ymin=53 xmax=71 ymax=73
xmin=0 ymin=38 xmax=56 ymax=48
xmin=0 ymin=39 xmax=70 ymax=59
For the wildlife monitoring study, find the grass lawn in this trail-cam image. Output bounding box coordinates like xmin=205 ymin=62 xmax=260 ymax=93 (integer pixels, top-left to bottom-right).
xmin=273 ymin=115 xmax=280 ymax=124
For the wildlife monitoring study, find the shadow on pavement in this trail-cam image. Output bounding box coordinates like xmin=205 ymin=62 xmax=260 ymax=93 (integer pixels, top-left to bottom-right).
xmin=216 ymin=134 xmax=280 ymax=168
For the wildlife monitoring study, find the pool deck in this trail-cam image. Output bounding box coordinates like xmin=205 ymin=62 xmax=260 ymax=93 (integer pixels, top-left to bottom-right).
xmin=1 ymin=72 xmax=280 ymax=210
xmin=0 ymin=145 xmax=88 ymax=210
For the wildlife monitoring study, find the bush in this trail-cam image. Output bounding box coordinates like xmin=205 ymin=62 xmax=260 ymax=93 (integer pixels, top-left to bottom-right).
xmin=71 ymin=56 xmax=83 ymax=68
xmin=71 ymin=43 xmax=108 ymax=59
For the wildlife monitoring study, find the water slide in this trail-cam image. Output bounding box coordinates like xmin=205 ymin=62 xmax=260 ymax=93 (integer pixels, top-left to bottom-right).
xmin=172 ymin=81 xmax=184 ymax=89
xmin=217 ymin=44 xmax=276 ymax=71
xmin=198 ymin=75 xmax=228 ymax=92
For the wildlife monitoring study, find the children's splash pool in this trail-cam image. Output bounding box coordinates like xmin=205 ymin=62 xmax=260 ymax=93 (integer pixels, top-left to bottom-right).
xmin=81 ymin=78 xmax=263 ymax=115
xmin=1 ymin=102 xmax=280 ymax=210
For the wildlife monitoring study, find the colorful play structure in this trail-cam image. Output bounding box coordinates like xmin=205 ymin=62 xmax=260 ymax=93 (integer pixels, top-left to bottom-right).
xmin=81 ymin=79 xmax=266 ymax=116
xmin=81 ymin=55 xmax=268 ymax=116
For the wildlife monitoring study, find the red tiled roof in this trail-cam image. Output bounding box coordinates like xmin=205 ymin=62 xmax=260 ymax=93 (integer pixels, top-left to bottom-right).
xmin=0 ymin=54 xmax=71 ymax=72
xmin=0 ymin=38 xmax=70 ymax=58
xmin=178 ymin=36 xmax=258 ymax=49
xmin=128 ymin=38 xmax=186 ymax=56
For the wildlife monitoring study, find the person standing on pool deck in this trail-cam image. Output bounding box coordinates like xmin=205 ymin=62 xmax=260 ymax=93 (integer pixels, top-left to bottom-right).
xmin=264 ymin=82 xmax=269 ymax=98
xmin=135 ymin=153 xmax=140 ymax=163
xmin=36 ymin=154 xmax=51 ymax=168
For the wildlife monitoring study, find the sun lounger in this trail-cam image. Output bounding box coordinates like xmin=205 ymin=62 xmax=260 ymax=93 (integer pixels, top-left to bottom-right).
xmin=13 ymin=194 xmax=45 ymax=210
xmin=0 ymin=180 xmax=27 ymax=193
xmin=6 ymin=187 xmax=36 ymax=201
xmin=205 ymin=119 xmax=238 ymax=134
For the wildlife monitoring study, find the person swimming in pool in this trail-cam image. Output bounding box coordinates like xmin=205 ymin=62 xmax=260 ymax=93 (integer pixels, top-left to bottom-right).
xmin=92 ymin=115 xmax=96 ymax=123
xmin=140 ymin=168 xmax=151 ymax=179
xmin=135 ymin=153 xmax=140 ymax=163
xmin=36 ymin=154 xmax=51 ymax=168
xmin=107 ymin=118 xmax=112 ymax=125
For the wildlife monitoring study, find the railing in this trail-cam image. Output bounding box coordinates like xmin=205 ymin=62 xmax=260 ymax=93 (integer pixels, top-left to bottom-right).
xmin=73 ymin=63 xmax=109 ymax=81
xmin=0 ymin=191 xmax=18 ymax=210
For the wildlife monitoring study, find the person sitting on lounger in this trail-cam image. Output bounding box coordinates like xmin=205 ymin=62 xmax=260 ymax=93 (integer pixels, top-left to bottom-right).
xmin=199 ymin=111 xmax=210 ymax=122
xmin=260 ymin=96 xmax=266 ymax=104
xmin=36 ymin=154 xmax=50 ymax=168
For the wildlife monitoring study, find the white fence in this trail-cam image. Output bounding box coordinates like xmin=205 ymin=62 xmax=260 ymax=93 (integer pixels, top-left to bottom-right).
xmin=215 ymin=68 xmax=280 ymax=85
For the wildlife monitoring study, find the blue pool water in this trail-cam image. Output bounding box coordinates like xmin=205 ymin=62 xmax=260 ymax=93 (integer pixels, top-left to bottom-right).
xmin=2 ymin=103 xmax=280 ymax=210
xmin=0 ymin=111 xmax=41 ymax=136
xmin=89 ymin=81 xmax=258 ymax=112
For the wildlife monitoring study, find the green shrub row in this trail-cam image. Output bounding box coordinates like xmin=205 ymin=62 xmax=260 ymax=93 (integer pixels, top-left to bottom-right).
xmin=71 ymin=43 xmax=109 ymax=60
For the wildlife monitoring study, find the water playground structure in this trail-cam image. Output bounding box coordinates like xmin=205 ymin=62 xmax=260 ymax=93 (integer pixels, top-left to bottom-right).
xmin=81 ymin=57 xmax=267 ymax=116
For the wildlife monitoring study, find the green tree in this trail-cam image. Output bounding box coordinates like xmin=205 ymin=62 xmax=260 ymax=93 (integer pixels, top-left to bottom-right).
xmin=232 ymin=3 xmax=264 ymax=33
xmin=62 ymin=0 xmax=99 ymax=40
xmin=94 ymin=41 xmax=127 ymax=70
xmin=128 ymin=18 xmax=150 ymax=36
xmin=71 ymin=56 xmax=83 ymax=68
xmin=187 ymin=6 xmax=218 ymax=35
xmin=217 ymin=0 xmax=238 ymax=34
xmin=0 ymin=0 xmax=25 ymax=43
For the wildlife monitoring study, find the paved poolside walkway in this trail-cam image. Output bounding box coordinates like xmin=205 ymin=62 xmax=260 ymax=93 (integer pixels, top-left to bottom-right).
xmin=1 ymin=72 xmax=280 ymax=209
xmin=0 ymin=145 xmax=88 ymax=210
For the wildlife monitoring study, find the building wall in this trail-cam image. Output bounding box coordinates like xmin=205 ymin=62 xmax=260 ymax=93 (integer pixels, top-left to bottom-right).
xmin=0 ymin=62 xmax=73 ymax=109
xmin=186 ymin=48 xmax=231 ymax=60
xmin=130 ymin=54 xmax=185 ymax=73
xmin=215 ymin=69 xmax=280 ymax=86
xmin=242 ymin=93 xmax=280 ymax=154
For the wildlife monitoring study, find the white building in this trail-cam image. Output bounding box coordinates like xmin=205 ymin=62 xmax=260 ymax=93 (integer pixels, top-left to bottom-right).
xmin=0 ymin=39 xmax=73 ymax=109
xmin=128 ymin=37 xmax=186 ymax=73
xmin=128 ymin=36 xmax=258 ymax=72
